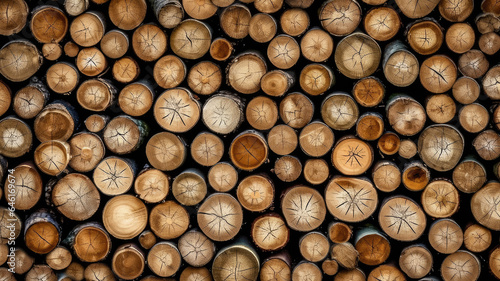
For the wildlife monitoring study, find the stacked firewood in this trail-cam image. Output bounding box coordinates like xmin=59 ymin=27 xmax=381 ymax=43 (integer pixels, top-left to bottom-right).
xmin=0 ymin=0 xmax=500 ymax=280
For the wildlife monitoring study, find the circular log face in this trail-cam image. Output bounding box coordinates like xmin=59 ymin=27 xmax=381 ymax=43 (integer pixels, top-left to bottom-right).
xmin=418 ymin=125 xmax=464 ymax=172
xmin=0 ymin=41 xmax=42 ymax=82
xmin=113 ymin=57 xmax=140 ymax=83
xmin=93 ymin=157 xmax=134 ymax=196
xmin=332 ymin=137 xmax=373 ymax=176
xmin=202 ymin=94 xmax=243 ymax=134
xmin=325 ymin=177 xmax=378 ymax=223
xmin=191 ymin=132 xmax=224 ymax=166
xmin=0 ymin=0 xmax=28 ymax=36
xmin=386 ymin=96 xmax=426 ymax=136
xmin=396 ymin=0 xmax=439 ymax=18
xmin=212 ymin=246 xmax=260 ymax=281
xmin=46 ymin=62 xmax=79 ymax=94
xmin=300 ymin=64 xmax=334 ymax=96
xmin=281 ymin=185 xmax=326 ymax=232
xmin=118 ymin=83 xmax=153 ymax=117
xmin=220 ymin=4 xmax=251 ymax=39
xmin=0 ymin=207 xmax=21 ymax=243
xmin=383 ymin=50 xmax=419 ymax=87
xmin=281 ymin=9 xmax=309 ymax=36
xmin=229 ymin=131 xmax=268 ymax=171
xmin=237 ymin=174 xmax=274 ymax=211
xmin=464 ymin=224 xmax=492 ymax=253
xmin=134 ymin=169 xmax=169 ymax=203
xmin=319 ymin=0 xmax=361 ymax=36
xmin=299 ymin=122 xmax=334 ymax=157
xmin=421 ymin=180 xmax=459 ymax=218
xmin=356 ymin=232 xmax=390 ymax=266
xmin=70 ymin=13 xmax=105 ymax=47
xmin=261 ymin=258 xmax=291 ymax=281
xmin=274 ymin=155 xmax=302 ymax=182
xmin=103 ymin=116 xmax=142 ymax=155
xmin=170 ymin=20 xmax=211 ymax=60
xmin=491 ymin=247 xmax=500 ymax=279
xmin=352 ymin=77 xmax=384 ymax=107
xmin=420 ymin=55 xmax=457 ymax=93
xmin=208 ymin=162 xmax=238 ymax=192
xmin=304 ymin=158 xmax=329 ymax=185
xmin=187 ymin=61 xmax=222 ymax=95
xmin=441 ymin=251 xmax=480 ymax=281
xmin=147 ymin=242 xmax=181 ymax=277
xmin=112 ymin=244 xmax=145 ymax=279
xmin=251 ymin=214 xmax=289 ymax=251
xmin=146 ymin=132 xmax=186 ymax=171
xmin=150 ymin=201 xmax=190 ymax=239
xmin=453 ymin=160 xmax=486 ymax=194
xmin=100 ymin=30 xmax=129 ymax=59
xmin=197 ymin=193 xmax=243 ymax=241
xmin=300 ymin=29 xmax=333 ymax=62
xmin=246 ymin=96 xmax=278 ymax=131
xmin=280 ymin=93 xmax=314 ymax=128
xmin=249 ymin=13 xmax=277 ymax=43
xmin=132 ymin=24 xmax=167 ymax=62
xmin=364 ymin=7 xmax=399 ymax=41
xmin=399 ymin=245 xmax=433 ymax=279
xmin=108 ymin=0 xmax=147 ymax=30
xmin=300 ymin=232 xmax=329 ymax=262
xmin=227 ymin=53 xmax=267 ymax=94
xmin=77 ymin=79 xmax=113 ymax=112
xmin=439 ymin=0 xmax=473 ymax=22
xmin=453 ymin=76 xmax=480 ymax=104
xmin=0 ymin=117 xmax=32 ymax=158
xmin=268 ymin=124 xmax=298 ymax=155
xmin=31 ymin=7 xmax=68 ymax=44
xmin=407 ymin=20 xmax=443 ymax=55
xmin=292 ymin=263 xmax=322 ymax=281
xmin=178 ymin=230 xmax=215 ymax=267
xmin=73 ymin=226 xmax=111 ymax=262
xmin=154 ymin=88 xmax=200 ymax=133
xmin=34 ymin=140 xmax=70 ymax=176
xmin=471 ymin=183 xmax=500 ymax=231
xmin=267 ymin=35 xmax=300 ymax=69
xmin=25 ymin=221 xmax=59 ymax=254
xmin=154 ymin=55 xmax=186 ymax=89
xmin=69 ymin=132 xmax=105 ymax=172
xmin=102 ymin=195 xmax=148 ymax=239
xmin=372 ymin=161 xmax=401 ymax=192
xmin=335 ymin=33 xmax=381 ymax=79
xmin=378 ymin=196 xmax=426 ymax=241
xmin=172 ymin=170 xmax=207 ymax=206
xmin=322 ymin=93 xmax=359 ymax=131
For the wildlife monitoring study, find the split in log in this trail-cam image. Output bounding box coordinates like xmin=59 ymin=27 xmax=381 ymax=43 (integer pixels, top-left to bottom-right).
xmin=190 ymin=132 xmax=224 ymax=167
xmin=352 ymin=76 xmax=385 ymax=107
xmin=170 ymin=19 xmax=212 ymax=60
xmin=420 ymin=55 xmax=457 ymax=93
xmin=246 ymin=96 xmax=278 ymax=131
xmin=249 ymin=14 xmax=277 ymax=43
xmin=93 ymin=156 xmax=135 ymax=195
xmin=441 ymin=251 xmax=480 ymax=281
xmin=251 ymin=213 xmax=289 ymax=251
xmin=418 ymin=124 xmax=464 ymax=172
xmin=153 ymin=55 xmax=186 ymax=90
xmin=280 ymin=9 xmax=309 ymax=37
xmin=428 ymin=219 xmax=463 ymax=254
xmin=319 ymin=0 xmax=361 ymax=36
xmin=303 ymin=158 xmax=329 ymax=185
xmin=187 ymin=61 xmax=221 ymax=95
xmin=100 ymin=30 xmax=129 ymax=59
xmin=372 ymin=161 xmax=401 ymax=192
xmin=459 ymin=49 xmax=489 ymax=79
xmin=0 ymin=40 xmax=43 ymax=82
xmin=118 ymin=82 xmax=154 ymax=117
xmin=364 ymin=7 xmax=400 ymax=41
xmin=229 ymin=131 xmax=268 ymax=171
xmin=274 ymin=155 xmax=302 ymax=182
xmin=260 ymin=254 xmax=291 ymax=281
xmin=25 ymin=210 xmax=61 ymax=254
xmin=30 ymin=6 xmax=68 ymax=44
xmin=407 ymin=19 xmax=443 ymax=55
xmin=452 ymin=157 xmax=486 ymax=193
xmin=178 ymin=230 xmax=215 ymax=267
xmin=34 ymin=140 xmax=71 ymax=176
xmin=331 ymin=242 xmax=359 ymax=269
xmin=147 ymin=242 xmax=181 ymax=277
xmin=299 ymin=232 xmax=329 ymax=262
xmin=84 ymin=264 xmax=115 ymax=281
xmin=70 ymin=12 xmax=105 ymax=47
xmin=331 ymin=137 xmax=373 ymax=176
xmin=113 ymin=57 xmax=140 ymax=83
xmin=281 ymin=185 xmax=326 ymax=232
xmin=220 ymin=4 xmax=251 ymax=40
xmin=399 ymin=244 xmax=433 ymax=279
xmin=77 ymin=79 xmax=116 ymax=112
xmin=321 ymin=93 xmax=359 ymax=131
xmin=453 ymin=76 xmax=480 ymax=104
xmin=383 ymin=41 xmax=419 ymax=87
xmin=267 ymin=35 xmax=300 ymax=70
xmin=378 ymin=196 xmax=426 ymax=241
xmin=421 ymin=179 xmax=459 ymax=218
xmin=154 ymin=88 xmax=200 ymax=133
xmin=150 ymin=200 xmax=190 ymax=239
xmin=172 ymin=169 xmax=207 ymax=206
xmin=67 ymin=223 xmax=112 ymax=262
xmin=334 ymin=32 xmax=381 ymax=79
xmin=197 ymin=193 xmax=243 ymax=241
xmin=473 ymin=130 xmax=500 ymax=161
xmin=299 ymin=64 xmax=335 ymax=96
xmin=464 ymin=224 xmax=492 ymax=253
xmin=208 ymin=162 xmax=238 ymax=192
xmin=227 ymin=52 xmax=267 ymax=94
xmin=132 ymin=24 xmax=167 ymax=62
xmin=25 ymin=265 xmax=56 ymax=281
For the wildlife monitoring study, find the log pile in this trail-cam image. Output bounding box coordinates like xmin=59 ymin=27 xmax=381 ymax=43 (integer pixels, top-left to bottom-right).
xmin=1 ymin=0 xmax=500 ymax=280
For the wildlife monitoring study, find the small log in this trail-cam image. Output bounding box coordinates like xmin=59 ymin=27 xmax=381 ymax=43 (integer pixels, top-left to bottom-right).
xmin=70 ymin=12 xmax=105 ymax=47
xmin=420 ymin=55 xmax=457 ymax=93
xmin=453 ymin=76 xmax=480 ymax=104
xmin=322 ymin=259 xmax=339 ymax=276
xmin=398 ymin=139 xmax=417 ymax=159
xmin=102 ymin=195 xmax=148 ymax=240
xmin=109 ymin=0 xmax=146 ymax=30
xmin=52 ymin=173 xmax=100 ymax=221
xmin=182 ymin=0 xmax=216 ymax=19
xmin=25 ymin=209 xmax=61 ymax=254
xmin=402 ymin=161 xmax=430 ymax=191
xmin=85 ymin=264 xmax=115 ymax=281
xmin=331 ymin=137 xmax=374 ymax=176
xmin=150 ymin=0 xmax=184 ymax=29
xmin=85 ymin=114 xmax=109 ymax=133
xmin=227 ymin=52 xmax=267 ymax=94
xmin=111 ymin=243 xmax=145 ymax=280
xmin=64 ymin=41 xmax=80 ymax=57
xmin=335 ymin=268 xmax=366 ymax=281
xmin=441 ymin=251 xmax=481 ymax=281
xmin=207 ymin=162 xmax=238 ymax=192
xmin=30 ymin=6 xmax=68 ymax=43
xmin=132 ymin=24 xmax=167 ymax=62
xmin=325 ymin=177 xmax=378 ymax=222
xmin=396 ymin=0 xmax=439 ymax=18
xmin=406 ymin=19 xmax=443 ymax=55
xmin=459 ymin=103 xmax=489 ymax=133
xmin=210 ymin=38 xmax=234 ymax=60
xmin=355 ymin=226 xmax=390 ymax=266
xmin=93 ymin=156 xmax=135 ymax=195
xmin=464 ymin=224 xmax=492 ymax=253
xmin=292 ymin=262 xmax=322 ymax=281
xmin=372 ymin=161 xmax=401 ymax=192
xmin=249 ymin=13 xmax=277 ymax=43
xmin=68 ymin=132 xmax=105 ymax=173
xmin=0 ymin=207 xmax=21 ymax=243
xmin=0 ymin=0 xmax=28 ymax=36
xmin=251 ymin=213 xmax=289 ymax=251
xmin=154 ymin=88 xmax=201 ymax=133
xmin=202 ymin=93 xmax=244 ymax=134
xmin=77 ymin=79 xmax=116 ymax=112
xmin=246 ymin=96 xmax=279 ymax=130
xmin=491 ymin=247 xmax=500 ymax=279
xmin=113 ymin=57 xmax=140 ymax=83
xmin=100 ymin=30 xmax=129 ymax=59
xmin=356 ymin=112 xmax=384 ymax=141
xmin=459 ymin=49 xmax=489 ymax=79
xmin=267 ymin=35 xmax=300 ymax=69
xmin=334 ymin=32 xmax=381 ymax=79
xmin=274 ymin=155 xmax=302 ymax=182
xmin=118 ymin=81 xmax=154 ymax=117
xmin=446 ymin=23 xmax=475 ymax=54
xmin=352 ymin=76 xmax=385 ymax=107
xmin=328 ymin=222 xmax=352 ymax=243
xmin=220 ymin=4 xmax=251 ymax=39
xmin=386 ymin=95 xmax=426 ymax=136
xmin=197 ymin=193 xmax=243 ymax=241
xmin=5 ymin=163 xmax=42 ymax=210
xmin=418 ymin=124 xmax=464 ymax=171
xmin=479 ymin=32 xmax=500 ymax=55
xmin=180 ymin=267 xmax=212 ymax=281
xmin=26 ymin=265 xmax=56 ymax=281
xmin=191 ymin=132 xmax=224 ymax=167
xmin=471 ymin=182 xmax=500 ymax=230
xmin=439 ymin=0 xmax=473 ymax=22
xmin=237 ymin=174 xmax=274 ymax=211
xmin=399 ymin=245 xmax=433 ymax=279
xmin=147 ymin=242 xmax=181 ymax=277
xmin=42 ymin=43 xmax=63 ymax=61
xmin=299 ymin=232 xmax=329 ymax=262
xmin=379 ymin=196 xmax=426 ymax=241
xmin=66 ymin=223 xmax=111 ymax=262
xmin=103 ymin=115 xmax=148 ymax=155
xmin=76 ymin=47 xmax=107 ymax=77
xmin=254 ymin=0 xmax=283 ymax=13
xmin=483 ymin=64 xmax=500 ymax=99
xmin=170 ymin=19 xmax=212 ymax=60
xmin=319 ymin=0 xmax=361 ymax=36
xmin=281 ymin=8 xmax=309 ymax=36
xmin=46 ymin=62 xmax=79 ymax=95
xmin=153 ymin=55 xmax=186 ymax=89
xmin=300 ymin=28 xmax=334 ymax=62
xmin=303 ymin=158 xmax=329 ymax=185
xmin=212 ymin=241 xmax=260 ymax=281
xmin=138 ymin=230 xmax=157 ymax=250
xmin=65 ymin=262 xmax=85 ymax=281
xmin=476 ymin=13 xmax=500 ymax=34
xmin=299 ymin=121 xmax=334 ymax=157
xmin=452 ymin=157 xmax=487 ymax=193
xmin=298 ymin=64 xmax=333 ymax=96
xmin=229 ymin=130 xmax=268 ymax=171
xmin=383 ymin=41 xmax=419 ymax=87
xmin=178 ymin=230 xmax=215 ymax=267
xmin=428 ymin=219 xmax=463 ymax=254
xmin=321 ymin=93 xmax=359 ymax=131
xmin=473 ymin=130 xmax=500 ymax=161
xmin=267 ymin=124 xmax=298 ymax=155
xmin=172 ymin=169 xmax=207 ymax=206
xmin=421 ymin=179 xmax=459 ymax=218
xmin=0 ymin=40 xmax=43 ymax=82
xmin=187 ymin=61 xmax=222 ymax=95
xmin=64 ymin=0 xmax=89 ymax=16
xmin=331 ymin=242 xmax=358 ymax=269
xmin=34 ymin=101 xmax=78 ymax=142
xmin=426 ymin=94 xmax=456 ymax=124
xmin=12 ymin=248 xmax=34 ymax=274
xmin=281 ymin=185 xmax=326 ymax=232
xmin=34 ymin=140 xmax=71 ymax=176
xmin=364 ymin=7 xmax=400 ymax=41
xmin=146 ymin=132 xmax=186 ymax=171
xmin=46 ymin=246 xmax=72 ymax=270
xmin=368 ymin=265 xmax=405 ymax=281
xmin=260 ymin=253 xmax=291 ymax=281
xmin=0 ymin=117 xmax=32 ymax=158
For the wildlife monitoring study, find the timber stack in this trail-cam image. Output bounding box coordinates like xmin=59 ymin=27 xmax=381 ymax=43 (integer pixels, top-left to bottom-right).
xmin=1 ymin=0 xmax=500 ymax=280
